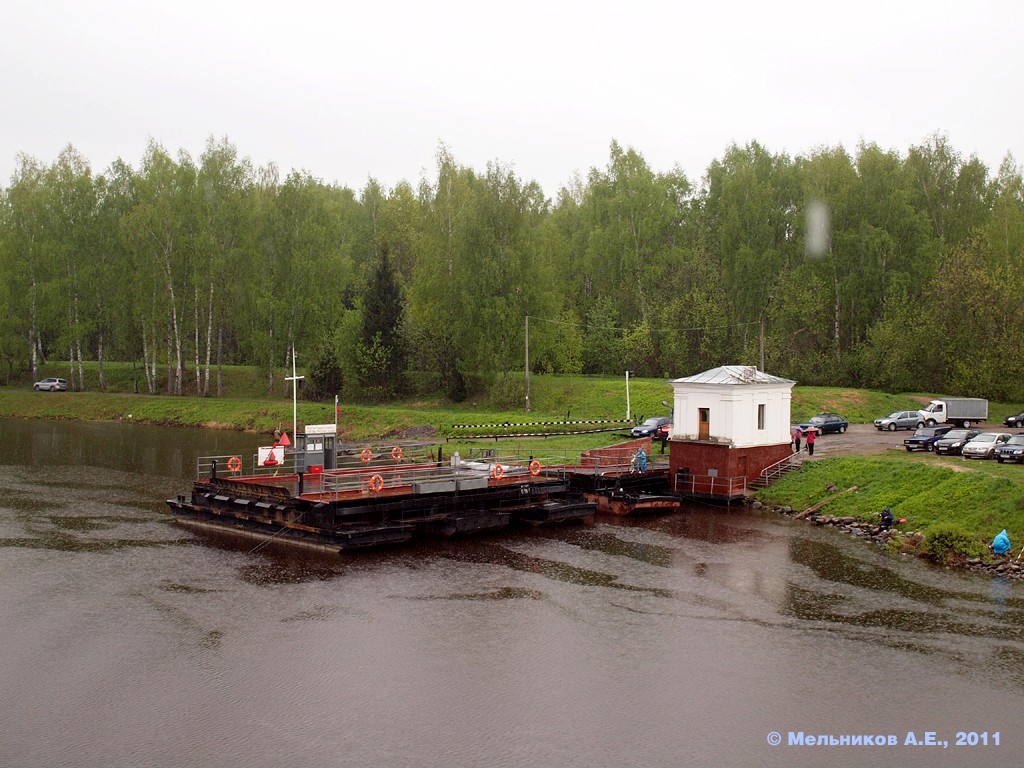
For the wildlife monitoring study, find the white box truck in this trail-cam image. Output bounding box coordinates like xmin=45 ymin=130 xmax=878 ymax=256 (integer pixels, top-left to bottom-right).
xmin=918 ymin=398 xmax=988 ymax=429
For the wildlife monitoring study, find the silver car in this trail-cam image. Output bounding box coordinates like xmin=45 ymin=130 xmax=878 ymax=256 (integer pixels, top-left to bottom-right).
xmin=33 ymin=377 xmax=68 ymax=391
xmin=874 ymin=410 xmax=923 ymax=431
xmin=961 ymin=432 xmax=1012 ymax=459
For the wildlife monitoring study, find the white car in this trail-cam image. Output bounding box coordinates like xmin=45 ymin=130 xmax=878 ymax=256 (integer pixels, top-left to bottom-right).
xmin=961 ymin=432 xmax=1011 ymax=459
xmin=33 ymin=377 xmax=68 ymax=391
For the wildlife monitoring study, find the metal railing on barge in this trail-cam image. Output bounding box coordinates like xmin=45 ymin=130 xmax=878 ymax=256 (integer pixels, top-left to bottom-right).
xmin=194 ymin=443 xmax=664 ymax=501
xmin=194 ymin=450 xmax=575 ymax=501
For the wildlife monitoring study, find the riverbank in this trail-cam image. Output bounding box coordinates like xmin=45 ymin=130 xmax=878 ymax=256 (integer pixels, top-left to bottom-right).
xmin=0 ymin=389 xmax=634 ymax=455
xmin=0 ymin=389 xmax=412 ymax=439
xmin=1 ymin=371 xmax=678 ymax=443
xmin=754 ymin=456 xmax=1024 ymax=572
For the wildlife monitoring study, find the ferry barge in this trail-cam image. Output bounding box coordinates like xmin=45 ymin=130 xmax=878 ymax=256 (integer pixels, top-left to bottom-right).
xmin=166 ymin=434 xmax=677 ymax=553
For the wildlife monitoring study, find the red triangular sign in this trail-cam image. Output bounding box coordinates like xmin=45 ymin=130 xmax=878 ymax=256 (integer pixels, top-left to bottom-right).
xmin=277 ymin=432 xmax=291 ymax=447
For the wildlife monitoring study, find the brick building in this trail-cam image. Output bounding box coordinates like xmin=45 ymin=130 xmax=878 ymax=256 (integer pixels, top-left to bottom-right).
xmin=668 ymin=365 xmax=794 ymax=498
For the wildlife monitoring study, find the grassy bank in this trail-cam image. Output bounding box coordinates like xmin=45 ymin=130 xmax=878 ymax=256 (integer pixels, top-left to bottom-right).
xmin=0 ymin=380 xmax=665 ymax=458
xmin=755 ymin=456 xmax=1024 ymax=564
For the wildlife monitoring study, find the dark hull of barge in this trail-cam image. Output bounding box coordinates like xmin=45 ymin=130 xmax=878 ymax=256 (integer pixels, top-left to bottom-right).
xmin=568 ymin=467 xmax=683 ymax=515
xmin=167 ymin=471 xmax=597 ymax=553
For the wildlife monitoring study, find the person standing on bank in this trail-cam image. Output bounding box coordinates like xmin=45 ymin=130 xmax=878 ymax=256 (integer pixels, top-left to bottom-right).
xmin=805 ymin=427 xmax=817 ymax=456
xmin=791 ymin=425 xmax=802 ymax=453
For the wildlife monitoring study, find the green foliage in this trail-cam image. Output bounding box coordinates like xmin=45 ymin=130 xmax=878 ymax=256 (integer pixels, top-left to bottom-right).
xmin=1 ymin=137 xmax=1023 ymax=404
xmin=582 ymin=296 xmax=623 ymax=374
xmin=851 ymin=294 xmax=935 ymax=392
xmin=922 ymin=523 xmax=986 ymax=564
xmin=534 ymin=308 xmax=583 ymax=375
xmin=305 ymin=345 xmax=342 ymax=402
xmin=445 ymin=367 xmax=468 ymax=403
xmin=355 ymin=333 xmax=393 ymax=401
xmin=621 ymin=320 xmax=658 ymax=377
xmin=757 ymin=455 xmax=1024 ymax=559
xmin=489 ymin=374 xmax=526 ymax=410
xmin=358 ymin=250 xmax=406 ymax=396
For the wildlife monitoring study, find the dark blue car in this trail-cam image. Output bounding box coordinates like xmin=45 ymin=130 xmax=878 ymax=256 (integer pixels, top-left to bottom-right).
xmin=903 ymin=425 xmax=952 ymax=452
xmin=798 ymin=413 xmax=849 ymax=435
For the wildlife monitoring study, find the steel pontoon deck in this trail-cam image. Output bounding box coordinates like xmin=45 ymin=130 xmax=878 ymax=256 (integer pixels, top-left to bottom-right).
xmin=167 ymin=440 xmax=679 ymax=553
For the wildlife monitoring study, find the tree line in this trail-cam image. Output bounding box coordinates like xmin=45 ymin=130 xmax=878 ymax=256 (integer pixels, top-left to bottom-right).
xmin=1 ymin=134 xmax=1022 ymax=404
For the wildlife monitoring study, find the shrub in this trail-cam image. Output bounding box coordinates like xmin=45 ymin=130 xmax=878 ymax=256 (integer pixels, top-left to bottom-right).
xmin=489 ymin=375 xmax=525 ymax=411
xmin=306 ymin=346 xmax=343 ymax=402
xmin=922 ymin=523 xmax=985 ymax=564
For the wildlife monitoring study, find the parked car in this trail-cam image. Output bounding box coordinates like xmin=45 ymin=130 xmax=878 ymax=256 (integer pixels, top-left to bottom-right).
xmin=1004 ymin=412 xmax=1024 ymax=428
xmin=961 ymin=432 xmax=1012 ymax=460
xmin=797 ymin=413 xmax=849 ymax=435
xmin=631 ymin=416 xmax=671 ymax=439
xmin=33 ymin=377 xmax=68 ymax=392
xmin=903 ymin=425 xmax=952 ymax=452
xmin=874 ymin=410 xmax=924 ymax=431
xmin=933 ymin=429 xmax=981 ymax=456
xmin=994 ymin=435 xmax=1024 ymax=463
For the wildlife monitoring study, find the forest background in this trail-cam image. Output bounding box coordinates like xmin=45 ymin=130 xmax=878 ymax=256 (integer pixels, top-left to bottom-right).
xmin=2 ymin=133 xmax=1022 ymax=407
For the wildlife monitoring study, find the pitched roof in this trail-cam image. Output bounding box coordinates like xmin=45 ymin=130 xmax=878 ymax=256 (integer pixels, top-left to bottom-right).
xmin=671 ymin=365 xmax=795 ymax=386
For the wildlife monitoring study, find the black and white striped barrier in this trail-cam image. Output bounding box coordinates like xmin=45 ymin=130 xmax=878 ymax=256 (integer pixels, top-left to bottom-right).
xmin=452 ymin=419 xmax=631 ymax=430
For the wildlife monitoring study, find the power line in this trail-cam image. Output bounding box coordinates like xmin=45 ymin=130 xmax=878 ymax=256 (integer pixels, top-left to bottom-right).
xmin=529 ymin=314 xmax=759 ymax=334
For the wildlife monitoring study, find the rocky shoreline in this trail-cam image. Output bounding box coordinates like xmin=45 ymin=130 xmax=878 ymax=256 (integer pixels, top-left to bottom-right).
xmin=748 ymin=500 xmax=1024 ymax=581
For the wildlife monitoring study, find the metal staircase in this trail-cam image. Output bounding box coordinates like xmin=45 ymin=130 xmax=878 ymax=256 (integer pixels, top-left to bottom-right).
xmin=749 ymin=452 xmax=803 ymax=491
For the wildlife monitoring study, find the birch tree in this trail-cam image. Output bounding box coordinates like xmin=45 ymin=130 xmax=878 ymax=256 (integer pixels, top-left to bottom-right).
xmin=123 ymin=142 xmax=196 ymax=395
xmin=4 ymin=155 xmax=52 ymax=380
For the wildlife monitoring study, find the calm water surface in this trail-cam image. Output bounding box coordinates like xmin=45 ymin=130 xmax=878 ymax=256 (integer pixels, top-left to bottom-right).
xmin=1 ymin=418 xmax=1022 ymax=767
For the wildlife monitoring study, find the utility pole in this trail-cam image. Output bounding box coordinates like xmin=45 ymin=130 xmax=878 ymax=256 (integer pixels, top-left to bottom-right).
xmin=285 ymin=345 xmax=304 ymax=443
xmin=524 ymin=313 xmax=530 ymax=412
xmin=625 ymin=371 xmax=633 ymax=422
xmin=759 ymin=295 xmax=774 ymax=371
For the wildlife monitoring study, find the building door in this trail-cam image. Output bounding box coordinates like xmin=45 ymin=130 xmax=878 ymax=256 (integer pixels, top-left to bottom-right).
xmin=698 ymin=408 xmax=710 ymax=440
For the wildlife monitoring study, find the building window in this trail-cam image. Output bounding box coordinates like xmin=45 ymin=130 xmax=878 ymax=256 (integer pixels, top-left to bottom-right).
xmin=758 ymin=403 xmax=766 ymax=430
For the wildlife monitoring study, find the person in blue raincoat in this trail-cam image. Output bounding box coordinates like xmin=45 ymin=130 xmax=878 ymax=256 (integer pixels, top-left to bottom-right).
xmin=633 ymin=447 xmax=647 ymax=473
xmin=992 ymin=529 xmax=1011 ymax=555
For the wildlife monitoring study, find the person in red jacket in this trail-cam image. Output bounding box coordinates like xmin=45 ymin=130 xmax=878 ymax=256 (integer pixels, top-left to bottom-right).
xmin=805 ymin=427 xmax=817 ymax=456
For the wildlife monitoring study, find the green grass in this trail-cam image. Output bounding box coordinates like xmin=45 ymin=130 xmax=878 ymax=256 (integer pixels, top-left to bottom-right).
xmin=756 ymin=456 xmax=1024 ymax=562
xmin=16 ymin=363 xmax=1024 ymax=425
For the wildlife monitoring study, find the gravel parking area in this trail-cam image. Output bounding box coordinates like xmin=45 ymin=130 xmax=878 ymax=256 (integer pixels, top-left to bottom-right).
xmin=805 ymin=422 xmax=1006 ymax=458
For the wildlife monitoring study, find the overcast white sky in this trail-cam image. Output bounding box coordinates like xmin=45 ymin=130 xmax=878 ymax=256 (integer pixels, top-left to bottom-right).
xmin=3 ymin=0 xmax=1021 ymax=195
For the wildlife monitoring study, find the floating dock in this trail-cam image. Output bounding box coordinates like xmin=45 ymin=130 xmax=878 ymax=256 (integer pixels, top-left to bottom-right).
xmin=167 ymin=440 xmax=677 ymax=553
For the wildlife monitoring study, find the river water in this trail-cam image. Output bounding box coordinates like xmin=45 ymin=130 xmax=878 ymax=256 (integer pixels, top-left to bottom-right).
xmin=1 ymin=418 xmax=1022 ymax=767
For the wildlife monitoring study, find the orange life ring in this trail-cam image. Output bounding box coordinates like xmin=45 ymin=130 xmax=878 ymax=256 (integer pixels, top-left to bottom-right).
xmin=360 ymin=449 xmax=373 ymax=463
xmin=529 ymin=460 xmax=541 ymax=476
xmin=369 ymin=474 xmax=384 ymax=492
xmin=391 ymin=446 xmax=403 ymax=461
xmin=491 ymin=464 xmax=504 ymax=479
xmin=227 ymin=456 xmax=242 ymax=472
